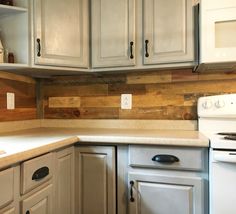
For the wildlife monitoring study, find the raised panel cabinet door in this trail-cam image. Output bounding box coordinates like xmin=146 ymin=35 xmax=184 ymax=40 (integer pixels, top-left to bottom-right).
xmin=75 ymin=146 xmax=116 ymax=214
xmin=1 ymin=207 xmax=15 ymax=214
xmin=34 ymin=0 xmax=89 ymax=68
xmin=143 ymin=0 xmax=194 ymax=64
xmin=22 ymin=184 xmax=53 ymax=214
xmin=91 ymin=0 xmax=135 ymax=68
xmin=55 ymin=147 xmax=75 ymax=214
xmin=128 ymin=173 xmax=204 ymax=214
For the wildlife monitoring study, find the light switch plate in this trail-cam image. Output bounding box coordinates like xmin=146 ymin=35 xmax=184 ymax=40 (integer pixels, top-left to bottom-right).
xmin=7 ymin=92 xmax=15 ymax=110
xmin=121 ymin=94 xmax=132 ymax=109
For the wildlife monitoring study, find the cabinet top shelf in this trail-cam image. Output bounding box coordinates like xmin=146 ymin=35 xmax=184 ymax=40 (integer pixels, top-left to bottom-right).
xmin=0 ymin=4 xmax=27 ymax=16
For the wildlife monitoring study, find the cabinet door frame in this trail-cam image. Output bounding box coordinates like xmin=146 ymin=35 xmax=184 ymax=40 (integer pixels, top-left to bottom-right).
xmin=128 ymin=172 xmax=204 ymax=214
xmin=54 ymin=147 xmax=75 ymax=214
xmin=33 ymin=0 xmax=89 ymax=68
xmin=143 ymin=0 xmax=195 ymax=65
xmin=91 ymin=0 xmax=136 ymax=68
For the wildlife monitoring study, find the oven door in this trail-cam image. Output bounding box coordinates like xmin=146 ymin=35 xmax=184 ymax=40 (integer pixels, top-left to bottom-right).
xmin=210 ymin=149 xmax=236 ymax=214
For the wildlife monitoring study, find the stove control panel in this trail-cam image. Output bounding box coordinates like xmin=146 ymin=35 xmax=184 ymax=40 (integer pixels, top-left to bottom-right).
xmin=198 ymin=94 xmax=236 ymax=117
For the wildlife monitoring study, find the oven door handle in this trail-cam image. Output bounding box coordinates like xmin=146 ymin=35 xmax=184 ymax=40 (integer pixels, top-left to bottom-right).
xmin=213 ymin=151 xmax=236 ymax=163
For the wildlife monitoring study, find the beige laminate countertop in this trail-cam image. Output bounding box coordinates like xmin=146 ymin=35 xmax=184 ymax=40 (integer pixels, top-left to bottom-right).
xmin=0 ymin=127 xmax=209 ymax=169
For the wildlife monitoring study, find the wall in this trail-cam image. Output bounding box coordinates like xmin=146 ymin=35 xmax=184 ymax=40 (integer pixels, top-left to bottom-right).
xmin=42 ymin=69 xmax=236 ymax=120
xmin=0 ymin=71 xmax=37 ymax=121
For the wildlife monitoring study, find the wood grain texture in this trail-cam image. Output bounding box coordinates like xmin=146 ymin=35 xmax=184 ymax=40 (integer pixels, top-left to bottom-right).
xmin=49 ymin=97 xmax=81 ymax=108
xmin=42 ymin=69 xmax=236 ymax=120
xmin=0 ymin=72 xmax=36 ymax=121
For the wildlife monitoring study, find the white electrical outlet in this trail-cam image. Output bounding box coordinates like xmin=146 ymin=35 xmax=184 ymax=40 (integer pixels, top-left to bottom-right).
xmin=121 ymin=94 xmax=132 ymax=109
xmin=7 ymin=92 xmax=15 ymax=110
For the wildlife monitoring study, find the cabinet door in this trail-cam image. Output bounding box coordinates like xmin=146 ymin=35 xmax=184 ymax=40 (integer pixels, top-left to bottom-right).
xmin=91 ymin=0 xmax=135 ymax=68
xmin=129 ymin=173 xmax=204 ymax=214
xmin=75 ymin=146 xmax=116 ymax=214
xmin=22 ymin=184 xmax=53 ymax=214
xmin=143 ymin=0 xmax=194 ymax=65
xmin=34 ymin=0 xmax=88 ymax=68
xmin=55 ymin=147 xmax=75 ymax=214
xmin=1 ymin=207 xmax=15 ymax=214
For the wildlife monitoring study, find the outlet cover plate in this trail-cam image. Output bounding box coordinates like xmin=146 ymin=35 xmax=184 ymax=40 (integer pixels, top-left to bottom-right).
xmin=121 ymin=94 xmax=132 ymax=109
xmin=7 ymin=92 xmax=15 ymax=110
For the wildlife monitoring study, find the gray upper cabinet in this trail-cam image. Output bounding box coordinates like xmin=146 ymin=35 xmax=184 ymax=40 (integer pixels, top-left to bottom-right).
xmin=33 ymin=0 xmax=89 ymax=68
xmin=143 ymin=0 xmax=195 ymax=65
xmin=91 ymin=0 xmax=136 ymax=68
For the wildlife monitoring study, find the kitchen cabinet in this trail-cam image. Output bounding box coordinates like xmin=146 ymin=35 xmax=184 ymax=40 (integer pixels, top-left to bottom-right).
xmin=200 ymin=0 xmax=236 ymax=64
xmin=143 ymin=0 xmax=195 ymax=65
xmin=128 ymin=145 xmax=208 ymax=214
xmin=33 ymin=0 xmax=89 ymax=68
xmin=75 ymin=146 xmax=116 ymax=214
xmin=0 ymin=1 xmax=29 ymax=68
xmin=21 ymin=184 xmax=53 ymax=214
xmin=91 ymin=0 xmax=196 ymax=70
xmin=91 ymin=0 xmax=135 ymax=68
xmin=1 ymin=207 xmax=16 ymax=214
xmin=128 ymin=174 xmax=203 ymax=214
xmin=55 ymin=147 xmax=75 ymax=214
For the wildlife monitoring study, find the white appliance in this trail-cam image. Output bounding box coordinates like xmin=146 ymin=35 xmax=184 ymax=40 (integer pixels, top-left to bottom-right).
xmin=198 ymin=93 xmax=236 ymax=214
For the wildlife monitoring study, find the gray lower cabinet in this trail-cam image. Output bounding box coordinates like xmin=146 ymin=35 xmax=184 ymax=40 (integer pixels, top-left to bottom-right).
xmin=75 ymin=146 xmax=116 ymax=214
xmin=128 ymin=173 xmax=204 ymax=214
xmin=128 ymin=145 xmax=208 ymax=214
xmin=22 ymin=184 xmax=53 ymax=214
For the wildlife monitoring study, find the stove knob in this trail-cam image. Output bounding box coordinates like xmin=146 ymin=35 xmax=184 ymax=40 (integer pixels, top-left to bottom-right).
xmin=202 ymin=100 xmax=212 ymax=109
xmin=215 ymin=100 xmax=225 ymax=108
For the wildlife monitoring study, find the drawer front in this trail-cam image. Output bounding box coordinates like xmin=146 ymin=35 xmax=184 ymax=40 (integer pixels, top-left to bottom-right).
xmin=0 ymin=168 xmax=14 ymax=208
xmin=129 ymin=145 xmax=205 ymax=171
xmin=21 ymin=153 xmax=53 ymax=194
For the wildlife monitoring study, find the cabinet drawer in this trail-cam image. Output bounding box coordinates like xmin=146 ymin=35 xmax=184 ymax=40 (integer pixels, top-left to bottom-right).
xmin=0 ymin=168 xmax=14 ymax=208
xmin=21 ymin=153 xmax=53 ymax=194
xmin=129 ymin=145 xmax=205 ymax=171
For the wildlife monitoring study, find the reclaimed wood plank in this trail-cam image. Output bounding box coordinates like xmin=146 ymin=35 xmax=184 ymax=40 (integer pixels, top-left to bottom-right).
xmin=44 ymin=84 xmax=108 ymax=97
xmin=48 ymin=97 xmax=81 ymax=108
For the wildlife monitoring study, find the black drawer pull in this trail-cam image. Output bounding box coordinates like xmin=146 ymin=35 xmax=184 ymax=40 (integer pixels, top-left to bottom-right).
xmin=152 ymin=154 xmax=179 ymax=164
xmin=130 ymin=180 xmax=135 ymax=202
xmin=32 ymin=166 xmax=49 ymax=181
xmin=26 ymin=211 xmax=30 ymax=214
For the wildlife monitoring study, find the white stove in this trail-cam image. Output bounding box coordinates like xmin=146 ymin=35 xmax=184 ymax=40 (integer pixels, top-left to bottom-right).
xmin=198 ymin=93 xmax=236 ymax=214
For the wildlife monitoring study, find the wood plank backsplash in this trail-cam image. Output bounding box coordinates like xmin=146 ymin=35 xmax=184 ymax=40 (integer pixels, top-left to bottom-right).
xmin=0 ymin=71 xmax=37 ymax=121
xmin=42 ymin=69 xmax=236 ymax=120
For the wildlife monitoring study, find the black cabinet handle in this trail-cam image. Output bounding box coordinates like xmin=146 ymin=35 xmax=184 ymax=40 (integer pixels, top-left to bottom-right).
xmin=32 ymin=166 xmax=49 ymax=181
xmin=36 ymin=38 xmax=41 ymax=57
xmin=152 ymin=154 xmax=179 ymax=164
xmin=145 ymin=40 xmax=149 ymax=57
xmin=130 ymin=41 xmax=134 ymax=59
xmin=130 ymin=180 xmax=135 ymax=202
xmin=26 ymin=211 xmax=30 ymax=214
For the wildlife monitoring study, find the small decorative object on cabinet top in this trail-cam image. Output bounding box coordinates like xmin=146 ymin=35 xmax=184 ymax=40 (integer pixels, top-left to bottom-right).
xmin=0 ymin=39 xmax=4 ymax=63
xmin=0 ymin=0 xmax=13 ymax=6
xmin=8 ymin=52 xmax=14 ymax=63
